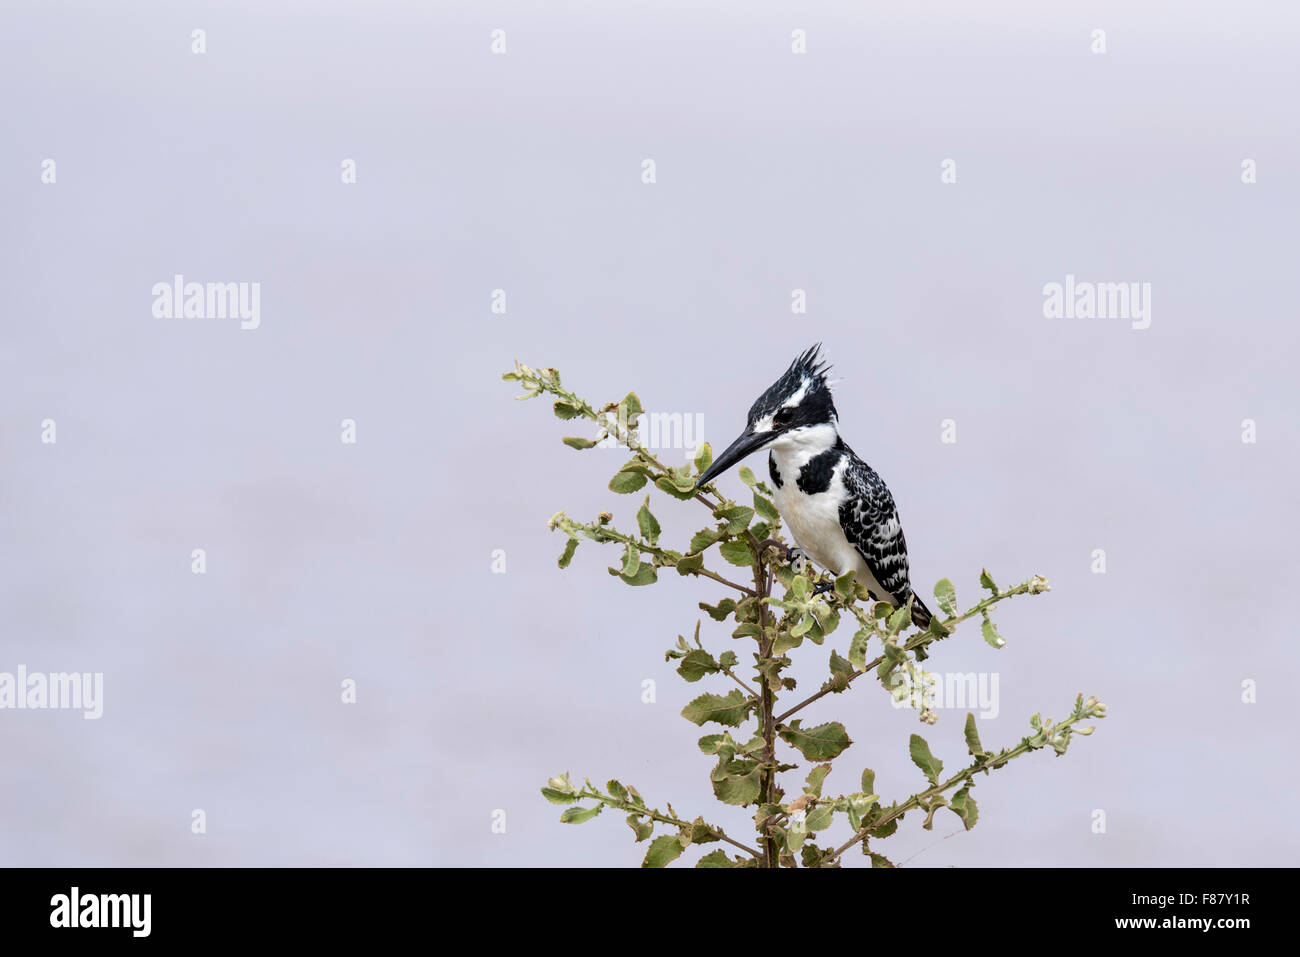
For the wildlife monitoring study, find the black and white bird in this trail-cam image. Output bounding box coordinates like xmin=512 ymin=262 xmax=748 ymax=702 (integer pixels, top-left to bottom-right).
xmin=695 ymin=345 xmax=933 ymax=626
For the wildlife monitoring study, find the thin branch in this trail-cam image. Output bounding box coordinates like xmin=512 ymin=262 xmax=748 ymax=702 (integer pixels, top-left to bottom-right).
xmin=774 ymin=581 xmax=1043 ymax=724
xmin=577 ymin=787 xmax=761 ymax=859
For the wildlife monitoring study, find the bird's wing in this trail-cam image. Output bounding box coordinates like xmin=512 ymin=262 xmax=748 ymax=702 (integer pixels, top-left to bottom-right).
xmin=837 ymin=460 xmax=933 ymax=626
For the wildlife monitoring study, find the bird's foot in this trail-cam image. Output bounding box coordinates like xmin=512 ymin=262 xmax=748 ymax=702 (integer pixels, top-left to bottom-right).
xmin=810 ymin=579 xmax=835 ymax=597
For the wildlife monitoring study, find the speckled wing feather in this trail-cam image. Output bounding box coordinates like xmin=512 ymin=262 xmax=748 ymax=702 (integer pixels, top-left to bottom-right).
xmin=837 ymin=455 xmax=933 ymax=627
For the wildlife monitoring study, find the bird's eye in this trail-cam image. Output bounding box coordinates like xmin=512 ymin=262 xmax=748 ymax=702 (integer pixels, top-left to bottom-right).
xmin=773 ymin=408 xmax=794 ymax=427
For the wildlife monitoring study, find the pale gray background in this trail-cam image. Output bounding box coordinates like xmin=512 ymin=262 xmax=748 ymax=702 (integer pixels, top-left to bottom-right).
xmin=1 ymin=0 xmax=1296 ymax=867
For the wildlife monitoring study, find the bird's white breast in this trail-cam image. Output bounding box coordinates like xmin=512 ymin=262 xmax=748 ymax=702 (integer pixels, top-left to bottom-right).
xmin=770 ymin=448 xmax=893 ymax=601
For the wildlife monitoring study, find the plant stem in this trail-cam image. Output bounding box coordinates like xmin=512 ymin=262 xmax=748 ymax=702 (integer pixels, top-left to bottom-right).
xmin=577 ymin=787 xmax=761 ymax=860
xmin=746 ymin=530 xmax=781 ymax=868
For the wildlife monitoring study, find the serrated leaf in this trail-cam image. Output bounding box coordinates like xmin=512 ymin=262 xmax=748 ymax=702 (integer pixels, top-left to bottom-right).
xmin=981 ymin=617 xmax=1005 ymax=648
xmin=949 ymin=787 xmax=979 ymax=830
xmin=964 ymin=712 xmax=986 ymax=756
xmin=779 ymin=720 xmax=853 ymax=761
xmin=909 ymin=734 xmax=944 ymax=784
xmin=753 ymin=492 xmax=779 ymax=522
xmin=716 ymin=505 xmax=754 ymax=535
xmin=934 ymin=578 xmax=957 ymax=616
xmin=712 ymin=767 xmax=762 ymax=805
xmin=557 ymin=538 xmax=579 ymax=569
xmin=848 ymin=627 xmax=869 ymax=669
xmin=804 ymin=764 xmax=831 ymax=797
xmin=642 ymin=834 xmax=685 ymax=868
xmin=696 ymin=849 xmax=733 ymax=867
xmin=620 ymin=392 xmax=644 ymax=420
xmin=677 ymin=649 xmax=719 ymax=682
xmin=606 ymin=780 xmax=629 ymax=802
xmin=552 ymin=400 xmax=582 ymax=420
xmin=636 ymin=496 xmax=661 ymax=543
xmin=887 ymin=603 xmax=912 ymax=633
xmin=689 ymin=528 xmax=724 ymax=553
xmin=718 ymin=539 xmax=754 ymax=567
xmin=979 ymin=568 xmax=998 ymax=594
xmin=681 ymin=690 xmax=752 ymax=727
xmin=609 ymin=470 xmax=648 ymax=493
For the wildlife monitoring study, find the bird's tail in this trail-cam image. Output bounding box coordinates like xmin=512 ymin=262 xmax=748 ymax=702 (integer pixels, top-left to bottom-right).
xmin=907 ymin=591 xmax=933 ymax=629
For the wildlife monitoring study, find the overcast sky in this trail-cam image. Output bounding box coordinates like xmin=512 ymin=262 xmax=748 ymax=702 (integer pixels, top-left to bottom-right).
xmin=1 ymin=0 xmax=1296 ymax=866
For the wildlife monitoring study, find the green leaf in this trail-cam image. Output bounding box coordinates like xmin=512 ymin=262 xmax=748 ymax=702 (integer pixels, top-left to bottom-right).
xmin=848 ymin=627 xmax=869 ymax=669
xmin=552 ymin=400 xmax=582 ymax=420
xmin=981 ymin=616 xmax=1005 ymax=649
xmin=561 ymin=805 xmax=602 ymax=824
xmin=909 ymin=734 xmax=944 ymax=784
xmin=718 ymin=650 xmax=737 ymax=669
xmin=681 ymin=690 xmax=752 ymax=727
xmin=779 ymin=720 xmax=853 ymax=761
xmin=562 ymin=436 xmax=596 ymax=449
xmin=964 ymin=712 xmax=986 ymax=757
xmin=557 ymin=538 xmax=579 ymax=569
xmin=718 ymin=539 xmax=754 ymax=567
xmin=689 ymin=528 xmax=724 ymax=553
xmin=620 ymin=392 xmax=644 ymax=420
xmin=694 ymin=442 xmax=713 ymax=475
xmin=609 ymin=470 xmax=648 ymax=493
xmin=696 ymin=849 xmax=733 ymax=868
xmin=834 ymin=571 xmax=857 ymax=600
xmin=699 ymin=598 xmax=736 ymax=621
xmin=979 ymin=568 xmax=999 ymax=594
xmin=609 ymin=563 xmax=658 ymax=586
xmin=677 ymin=649 xmax=719 ymax=683
xmin=642 ymin=834 xmax=685 ymax=868
xmin=712 ymin=767 xmax=762 ymax=805
xmin=804 ymin=764 xmax=831 ymax=797
xmin=540 ymin=787 xmax=579 ymax=805
xmin=716 ymin=505 xmax=754 ymax=535
xmin=655 ymin=476 xmax=697 ymax=500
xmin=626 ymin=814 xmax=654 ymax=842
xmin=949 ymin=788 xmax=979 ymax=830
xmin=887 ymin=603 xmax=912 ymax=633
xmin=753 ymin=492 xmax=780 ymax=522
xmin=621 ymin=542 xmax=640 ymax=577
xmin=606 ymin=780 xmax=629 ymax=802
xmin=933 ymin=578 xmax=957 ymax=616
xmin=861 ymin=768 xmax=875 ymax=794
xmin=738 ymin=466 xmax=758 ymax=486
xmin=806 ymin=805 xmax=834 ymax=833
xmin=675 ymin=551 xmax=704 ymax=575
xmin=786 ymin=811 xmax=809 ymax=852
xmin=636 ymin=496 xmax=661 ymax=544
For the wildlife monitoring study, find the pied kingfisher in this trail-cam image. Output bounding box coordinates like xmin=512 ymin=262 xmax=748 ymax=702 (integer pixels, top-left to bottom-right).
xmin=696 ymin=345 xmax=934 ymax=626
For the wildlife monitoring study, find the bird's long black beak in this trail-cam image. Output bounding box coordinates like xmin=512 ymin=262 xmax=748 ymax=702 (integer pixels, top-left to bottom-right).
xmin=695 ymin=429 xmax=770 ymax=490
